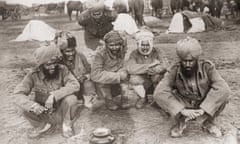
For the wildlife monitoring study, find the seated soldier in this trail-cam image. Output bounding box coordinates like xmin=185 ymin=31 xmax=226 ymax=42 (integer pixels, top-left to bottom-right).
xmin=14 ymin=45 xmax=81 ymax=138
xmin=153 ymin=37 xmax=231 ymax=138
xmin=127 ymin=30 xmax=168 ymax=109
xmin=91 ymin=30 xmax=129 ymax=111
xmin=78 ymin=1 xmax=117 ymax=50
xmin=55 ymin=31 xmax=97 ymax=109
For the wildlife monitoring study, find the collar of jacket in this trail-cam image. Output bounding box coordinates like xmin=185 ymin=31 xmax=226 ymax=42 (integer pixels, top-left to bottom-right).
xmin=176 ymin=60 xmax=204 ymax=80
xmin=31 ymin=66 xmax=45 ymax=80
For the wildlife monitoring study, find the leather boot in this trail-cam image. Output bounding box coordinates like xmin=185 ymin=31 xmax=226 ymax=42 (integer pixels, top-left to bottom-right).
xmin=28 ymin=123 xmax=56 ymax=138
xmin=170 ymin=116 xmax=187 ymax=138
xmin=121 ymin=96 xmax=131 ymax=109
xmin=105 ymin=99 xmax=119 ymax=111
xmin=62 ymin=121 xmax=74 ymax=138
xmin=202 ymin=120 xmax=222 ymax=137
xmin=135 ymin=98 xmax=146 ymax=109
xmin=83 ymin=95 xmax=93 ymax=109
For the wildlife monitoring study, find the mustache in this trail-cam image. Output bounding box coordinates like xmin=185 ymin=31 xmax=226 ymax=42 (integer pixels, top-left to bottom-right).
xmin=42 ymin=65 xmax=59 ymax=80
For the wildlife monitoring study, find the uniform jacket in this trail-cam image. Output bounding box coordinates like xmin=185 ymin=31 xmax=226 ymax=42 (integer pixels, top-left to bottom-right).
xmin=14 ymin=65 xmax=80 ymax=111
xmin=60 ymin=52 xmax=91 ymax=82
xmin=127 ymin=47 xmax=168 ymax=75
xmin=91 ymin=45 xmax=126 ymax=84
xmin=78 ymin=9 xmax=117 ymax=38
xmin=153 ymin=59 xmax=231 ymax=117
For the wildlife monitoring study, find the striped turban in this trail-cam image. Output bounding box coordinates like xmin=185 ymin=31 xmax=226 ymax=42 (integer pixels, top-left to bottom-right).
xmin=103 ymin=30 xmax=124 ymax=44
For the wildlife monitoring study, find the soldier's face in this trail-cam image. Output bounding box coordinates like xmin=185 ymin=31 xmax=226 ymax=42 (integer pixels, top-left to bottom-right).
xmin=43 ymin=57 xmax=58 ymax=75
xmin=62 ymin=48 xmax=75 ymax=61
xmin=91 ymin=10 xmax=103 ymax=19
xmin=107 ymin=42 xmax=122 ymax=55
xmin=138 ymin=40 xmax=153 ymax=55
xmin=180 ymin=55 xmax=197 ymax=72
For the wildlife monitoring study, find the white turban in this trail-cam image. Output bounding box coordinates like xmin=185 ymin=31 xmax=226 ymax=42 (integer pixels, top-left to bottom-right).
xmin=135 ymin=29 xmax=154 ymax=42
xmin=135 ymin=30 xmax=154 ymax=55
xmin=176 ymin=36 xmax=202 ymax=59
xmin=89 ymin=0 xmax=105 ymax=12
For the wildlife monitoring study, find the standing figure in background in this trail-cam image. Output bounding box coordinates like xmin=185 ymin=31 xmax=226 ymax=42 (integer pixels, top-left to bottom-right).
xmin=78 ymin=1 xmax=117 ymax=50
xmin=128 ymin=0 xmax=145 ymax=26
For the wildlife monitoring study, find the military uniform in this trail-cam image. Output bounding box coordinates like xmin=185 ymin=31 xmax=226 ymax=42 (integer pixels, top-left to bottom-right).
xmin=14 ymin=65 xmax=80 ymax=127
xmin=127 ymin=47 xmax=167 ymax=90
xmin=60 ymin=52 xmax=96 ymax=97
xmin=153 ymin=60 xmax=231 ymax=119
xmin=91 ymin=43 xmax=129 ymax=109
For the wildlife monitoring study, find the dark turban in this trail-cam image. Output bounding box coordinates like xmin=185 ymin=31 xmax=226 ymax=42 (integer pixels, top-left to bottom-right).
xmin=54 ymin=31 xmax=76 ymax=50
xmin=103 ymin=30 xmax=123 ymax=44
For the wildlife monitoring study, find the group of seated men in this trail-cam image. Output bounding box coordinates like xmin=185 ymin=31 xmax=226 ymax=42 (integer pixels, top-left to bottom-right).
xmin=14 ymin=29 xmax=231 ymax=139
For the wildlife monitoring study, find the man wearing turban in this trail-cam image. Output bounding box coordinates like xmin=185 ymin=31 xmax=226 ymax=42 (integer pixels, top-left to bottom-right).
xmin=153 ymin=37 xmax=231 ymax=138
xmin=127 ymin=29 xmax=168 ymax=109
xmin=91 ymin=30 xmax=129 ymax=111
xmin=14 ymin=45 xmax=81 ymax=138
xmin=78 ymin=0 xmax=117 ymax=50
xmin=55 ymin=31 xmax=97 ymax=110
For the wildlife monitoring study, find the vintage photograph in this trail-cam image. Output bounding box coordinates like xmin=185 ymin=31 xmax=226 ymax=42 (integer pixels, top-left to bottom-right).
xmin=0 ymin=0 xmax=240 ymax=143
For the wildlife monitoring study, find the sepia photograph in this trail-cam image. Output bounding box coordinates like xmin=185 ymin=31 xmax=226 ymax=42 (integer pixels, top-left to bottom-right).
xmin=0 ymin=0 xmax=239 ymax=143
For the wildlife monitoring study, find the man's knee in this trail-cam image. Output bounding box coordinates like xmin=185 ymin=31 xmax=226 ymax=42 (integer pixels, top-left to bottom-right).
xmin=62 ymin=95 xmax=78 ymax=106
xmin=129 ymin=75 xmax=145 ymax=85
xmin=120 ymin=82 xmax=129 ymax=90
xmin=153 ymin=90 xmax=165 ymax=105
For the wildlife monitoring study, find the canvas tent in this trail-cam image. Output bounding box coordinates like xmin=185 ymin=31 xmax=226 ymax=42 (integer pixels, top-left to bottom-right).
xmin=112 ymin=13 xmax=139 ymax=35
xmin=13 ymin=20 xmax=56 ymax=41
xmin=166 ymin=11 xmax=224 ymax=34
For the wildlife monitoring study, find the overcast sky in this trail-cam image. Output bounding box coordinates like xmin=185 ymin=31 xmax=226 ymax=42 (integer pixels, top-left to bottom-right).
xmin=2 ymin=0 xmax=86 ymax=7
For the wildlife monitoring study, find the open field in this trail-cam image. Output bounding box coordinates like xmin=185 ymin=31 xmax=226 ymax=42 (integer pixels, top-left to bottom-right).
xmin=0 ymin=15 xmax=240 ymax=144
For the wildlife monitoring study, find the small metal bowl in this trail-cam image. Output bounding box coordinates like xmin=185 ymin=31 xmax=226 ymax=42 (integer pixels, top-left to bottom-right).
xmin=93 ymin=128 xmax=111 ymax=138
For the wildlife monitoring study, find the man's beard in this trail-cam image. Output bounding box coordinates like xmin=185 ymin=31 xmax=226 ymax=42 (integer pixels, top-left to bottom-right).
xmin=181 ymin=64 xmax=197 ymax=78
xmin=42 ymin=65 xmax=59 ymax=80
xmin=109 ymin=48 xmax=121 ymax=56
xmin=63 ymin=54 xmax=75 ymax=61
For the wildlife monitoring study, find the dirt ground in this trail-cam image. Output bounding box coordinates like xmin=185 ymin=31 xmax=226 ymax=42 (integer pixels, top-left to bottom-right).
xmin=1 ymin=15 xmax=240 ymax=144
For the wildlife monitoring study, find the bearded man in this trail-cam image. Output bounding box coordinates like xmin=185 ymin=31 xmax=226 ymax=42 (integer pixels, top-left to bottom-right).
xmin=91 ymin=30 xmax=129 ymax=111
xmin=153 ymin=37 xmax=231 ymax=138
xmin=14 ymin=45 xmax=81 ymax=138
xmin=55 ymin=31 xmax=97 ymax=109
xmin=78 ymin=1 xmax=117 ymax=50
xmin=127 ymin=30 xmax=168 ymax=109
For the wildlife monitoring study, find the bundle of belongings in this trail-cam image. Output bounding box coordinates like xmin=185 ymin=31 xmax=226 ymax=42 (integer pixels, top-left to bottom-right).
xmin=166 ymin=10 xmax=226 ymax=33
